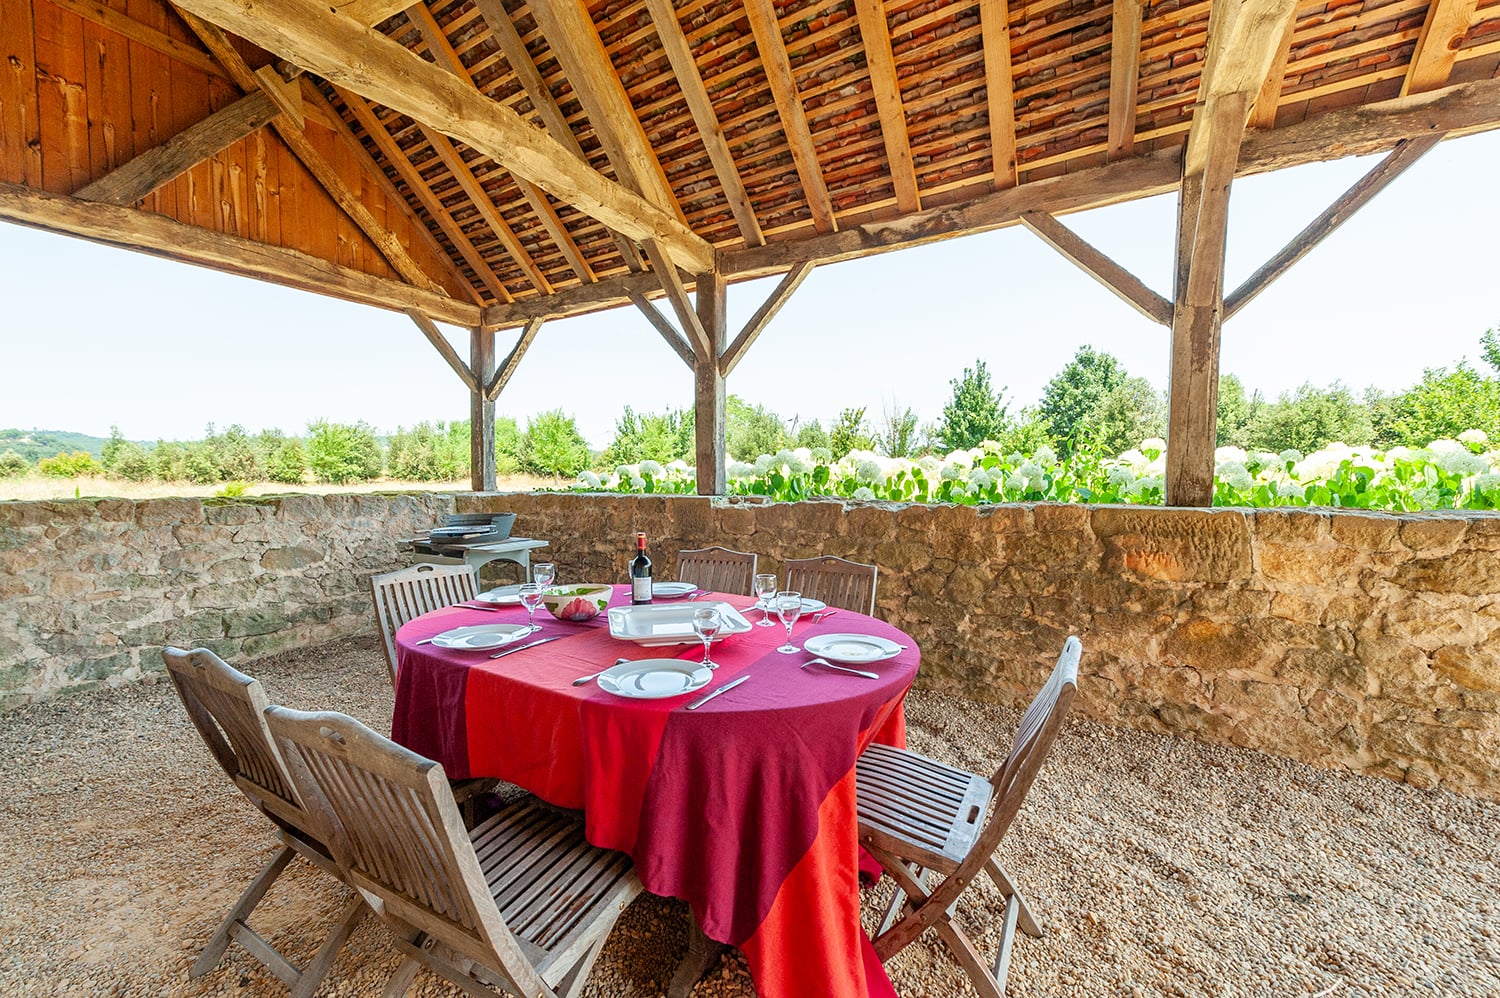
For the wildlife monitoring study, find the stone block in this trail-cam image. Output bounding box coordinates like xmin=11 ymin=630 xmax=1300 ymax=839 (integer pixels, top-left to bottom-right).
xmin=1093 ymin=507 xmax=1251 ymax=584
xmin=1163 ymin=618 xmax=1257 ymax=675
xmin=224 ymin=609 xmax=289 ymax=638
xmin=97 ymin=499 xmax=134 ymax=522
xmin=274 ymin=494 xmax=327 ymax=522
xmin=205 ymin=502 xmax=266 ymax=525
xmin=260 ymin=546 xmax=327 ymax=571
xmin=1330 ymin=511 xmax=1400 ymax=550
xmin=1391 ymin=550 xmax=1500 ymax=596
xmin=1431 ymin=644 xmax=1500 ymax=694
xmin=1398 ymin=516 xmax=1468 ymax=553
xmin=136 ymin=497 xmax=203 ymax=528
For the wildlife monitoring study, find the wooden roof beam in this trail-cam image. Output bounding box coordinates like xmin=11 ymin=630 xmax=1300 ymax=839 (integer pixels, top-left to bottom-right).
xmin=1224 ymin=134 xmax=1442 ymax=319
xmin=0 ymin=182 xmax=481 ymax=325
xmin=1107 ymin=0 xmax=1144 ymax=161
xmin=1019 ymin=212 xmax=1171 ymax=324
xmin=1401 ymin=0 xmax=1479 ymax=97
xmin=643 ymin=0 xmax=766 ymax=247
xmin=743 ymin=0 xmax=838 ymax=233
xmin=336 ymin=86 xmax=513 ymax=304
xmin=474 ymin=0 xmax=645 ymax=272
xmin=720 ymin=262 xmax=816 ymax=377
xmin=47 ymin=0 xmax=229 ymax=79
xmin=630 ymin=293 xmax=697 ymax=370
xmin=1248 ymin=12 xmax=1296 ymax=130
xmin=642 ymin=240 xmax=711 ymax=357
xmin=406 ymin=4 xmax=595 ymax=287
xmin=172 ymin=0 xmax=714 ymax=274
xmin=407 ymin=308 xmax=479 ymax=393
xmin=853 ymin=0 xmax=921 ymax=213
xmin=486 ymin=317 xmax=544 ymax=401
xmin=979 ymin=0 xmax=1018 ymax=190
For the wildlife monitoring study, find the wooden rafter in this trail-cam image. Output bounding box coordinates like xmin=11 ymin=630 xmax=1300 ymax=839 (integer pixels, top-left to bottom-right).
xmin=743 ymin=0 xmax=838 ymax=233
xmin=1018 ymin=212 xmax=1171 ymax=324
xmin=642 ymin=239 xmax=711 ymax=357
xmin=173 ymin=8 xmax=455 ymax=295
xmin=74 ymin=91 xmax=279 ymax=205
xmin=853 ymin=0 xmax=921 ymax=213
xmin=337 ymin=0 xmax=412 ymax=27
xmin=643 ymin=0 xmax=765 ymax=247
xmin=405 ymin=4 xmax=595 ymax=286
xmin=172 ymin=0 xmax=714 ymax=273
xmin=335 ymin=85 xmax=512 ymax=304
xmin=525 ymin=0 xmax=684 ymax=222
xmin=630 ymin=293 xmax=697 ymax=370
xmin=1401 ymin=0 xmax=1479 ymax=97
xmin=486 ymin=317 xmax=544 ymax=401
xmin=720 ymin=262 xmax=816 ymax=377
xmin=407 ymin=308 xmax=478 ymax=393
xmin=46 ymin=0 xmax=229 ymax=79
xmin=1248 ymin=12 xmax=1297 ymax=130
xmin=0 ymin=182 xmax=481 ymax=325
xmin=1223 ymin=134 xmax=1443 ymax=318
xmin=979 ymin=0 xmax=1018 ymax=190
xmin=1107 ymin=0 xmax=1144 ymax=161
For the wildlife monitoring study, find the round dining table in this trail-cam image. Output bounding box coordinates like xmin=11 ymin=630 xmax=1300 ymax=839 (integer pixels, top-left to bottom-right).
xmin=391 ymin=584 xmax=920 ymax=998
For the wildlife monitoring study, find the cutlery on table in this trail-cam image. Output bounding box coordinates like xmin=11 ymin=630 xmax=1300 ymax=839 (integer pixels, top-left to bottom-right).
xmin=489 ymin=635 xmax=564 ymax=659
xmin=456 ymin=603 xmax=506 ymax=613
xmin=800 ymin=657 xmax=879 ymax=680
xmin=811 ymin=609 xmax=839 ymax=623
xmin=686 ymin=674 xmax=749 ymax=710
xmin=573 ymin=658 xmax=631 ymax=686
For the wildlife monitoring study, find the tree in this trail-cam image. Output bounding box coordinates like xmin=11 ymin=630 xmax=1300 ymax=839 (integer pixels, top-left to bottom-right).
xmin=1216 ymin=374 xmax=1259 ymax=448
xmin=1247 ymin=383 xmax=1373 ymax=452
xmin=524 ymin=409 xmax=590 ymax=482
xmin=1367 ymin=362 xmax=1500 ymax=447
xmin=794 ymin=419 xmax=830 ymax=451
xmin=267 ymin=440 xmax=308 ymax=485
xmin=1483 ymin=326 xmax=1500 ymax=373
xmin=938 ymin=359 xmax=1008 ymax=450
xmin=306 ymin=420 xmax=383 ymax=483
xmin=727 ymin=396 xmax=789 ymax=459
xmin=0 ymin=451 xmax=30 ymax=478
xmin=878 ymin=401 xmax=921 ymax=458
xmin=602 ymin=406 xmax=693 ymax=466
xmin=1090 ymin=377 xmax=1166 ymax=454
xmin=387 ymin=421 xmax=467 ymax=480
xmin=1037 ymin=346 xmax=1129 ymax=455
xmin=829 ymin=407 xmax=874 ymax=458
xmin=100 ymin=425 xmax=127 ymax=470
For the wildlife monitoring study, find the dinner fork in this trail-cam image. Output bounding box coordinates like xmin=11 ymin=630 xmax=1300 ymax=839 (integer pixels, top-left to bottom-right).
xmin=573 ymin=658 xmax=631 ymax=686
xmin=800 ymin=657 xmax=879 ymax=680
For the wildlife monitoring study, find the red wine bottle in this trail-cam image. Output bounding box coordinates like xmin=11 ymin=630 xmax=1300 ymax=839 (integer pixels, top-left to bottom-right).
xmin=630 ymin=532 xmax=653 ymax=604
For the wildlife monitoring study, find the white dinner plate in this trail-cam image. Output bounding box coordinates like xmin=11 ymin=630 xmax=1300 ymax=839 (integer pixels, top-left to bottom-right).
xmin=652 ymin=581 xmax=698 ymax=598
xmin=802 ymin=633 xmax=901 ymax=664
xmin=475 ymin=584 xmax=525 ymax=606
xmin=429 ymin=623 xmax=532 ymax=650
xmin=596 ymin=659 xmax=713 ymax=699
xmin=799 ymin=597 xmax=827 ymax=614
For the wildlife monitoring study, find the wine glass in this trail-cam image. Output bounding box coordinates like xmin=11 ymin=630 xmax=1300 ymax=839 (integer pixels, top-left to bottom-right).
xmin=532 ymin=562 xmax=556 ymax=589
xmin=692 ymin=607 xmax=723 ymax=669
xmin=518 ymin=583 xmax=544 ymax=633
xmin=753 ymin=573 xmax=778 ymax=627
xmin=774 ymin=591 xmax=803 ymax=655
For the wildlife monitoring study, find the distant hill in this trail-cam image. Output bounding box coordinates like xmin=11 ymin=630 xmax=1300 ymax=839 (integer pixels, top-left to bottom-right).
xmin=0 ymin=429 xmax=113 ymax=462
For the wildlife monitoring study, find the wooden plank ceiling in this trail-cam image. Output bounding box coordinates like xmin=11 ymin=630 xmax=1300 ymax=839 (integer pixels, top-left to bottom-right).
xmin=3 ymin=0 xmax=1499 ymax=328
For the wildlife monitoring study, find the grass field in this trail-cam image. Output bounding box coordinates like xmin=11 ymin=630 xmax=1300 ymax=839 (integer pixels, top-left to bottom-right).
xmin=0 ymin=474 xmax=556 ymax=502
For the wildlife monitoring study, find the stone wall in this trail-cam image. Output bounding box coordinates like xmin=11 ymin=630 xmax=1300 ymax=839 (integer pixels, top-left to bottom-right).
xmin=0 ymin=493 xmax=452 ymax=700
xmin=3 ymin=490 xmax=1496 ymax=799
xmin=456 ymin=493 xmax=1500 ymax=800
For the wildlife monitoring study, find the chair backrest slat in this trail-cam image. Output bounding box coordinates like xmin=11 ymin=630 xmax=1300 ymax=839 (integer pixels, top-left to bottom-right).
xmin=783 ymin=556 xmax=879 ymax=615
xmin=370 ymin=563 xmax=480 ymax=684
xmin=677 ymin=546 xmax=758 ymax=596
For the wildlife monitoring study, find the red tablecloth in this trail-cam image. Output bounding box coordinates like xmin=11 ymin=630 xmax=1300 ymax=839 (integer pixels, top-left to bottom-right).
xmin=391 ymin=586 xmax=918 ymax=998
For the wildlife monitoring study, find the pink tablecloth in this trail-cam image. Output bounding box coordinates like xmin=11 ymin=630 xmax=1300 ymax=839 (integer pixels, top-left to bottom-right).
xmin=392 ymin=585 xmax=919 ymax=998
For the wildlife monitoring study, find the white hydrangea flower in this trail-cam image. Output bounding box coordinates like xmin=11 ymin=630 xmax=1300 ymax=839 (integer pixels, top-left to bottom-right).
xmin=940 ymin=462 xmax=964 ymax=482
xmin=1427 ymin=438 xmax=1463 ymax=454
xmin=1127 ymin=474 xmax=1164 ymax=496
xmin=1218 ymin=462 xmax=1253 ymax=490
xmin=1117 ymin=448 xmax=1148 ymax=471
xmin=968 ymin=468 xmax=992 ymax=489
xmin=852 ymin=486 xmax=876 ymax=501
xmin=1004 ymin=474 xmax=1026 ymax=491
xmin=668 ymin=460 xmax=689 ymax=473
xmin=640 ymin=459 xmax=664 ymax=477
xmin=1033 ymin=445 xmax=1057 ymax=467
xmin=1018 ymin=460 xmax=1043 ymax=484
xmin=1387 ymin=446 xmax=1414 ymax=462
xmin=943 ymin=450 xmax=974 ymax=469
xmin=577 ymin=470 xmax=601 ymax=488
xmin=1140 ymin=437 xmax=1167 ymax=455
xmin=811 ymin=447 xmax=833 ymax=463
xmin=773 ymin=449 xmax=796 ymax=469
xmin=1465 ymin=472 xmax=1500 ymax=496
xmin=1278 ymin=449 xmax=1303 ymax=465
xmin=1429 ymin=448 xmax=1490 ymax=477
xmin=629 ymin=475 xmax=646 ymax=489
xmin=1107 ymin=465 xmax=1135 ymax=489
xmin=1458 ymin=429 xmax=1489 ymax=446
xmin=616 ymin=464 xmax=637 ymax=480
xmin=727 ymin=461 xmax=755 ymax=479
xmin=1214 ymin=446 xmax=1248 ymax=465
xmin=602 ymin=473 xmax=619 ymax=489
xmin=1277 ymin=481 xmax=1306 ymax=500
xmin=793 ymin=447 xmax=814 ymax=463
xmin=1252 ymin=451 xmax=1281 ymax=469
xmin=856 ymin=459 xmax=884 ymax=483
xmin=753 ymin=454 xmax=774 ymax=475
xmin=917 ymin=456 xmax=941 ymax=475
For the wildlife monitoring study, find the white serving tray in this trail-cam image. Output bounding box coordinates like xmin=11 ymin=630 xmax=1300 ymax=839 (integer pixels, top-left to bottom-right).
xmin=607 ymin=601 xmax=753 ymax=647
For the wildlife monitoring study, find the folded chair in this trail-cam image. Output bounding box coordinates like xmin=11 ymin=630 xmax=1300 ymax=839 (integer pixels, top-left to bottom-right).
xmin=264 ymin=707 xmax=643 ymax=998
xmin=784 ymin=555 xmax=879 ymax=615
xmin=855 ymin=636 xmax=1082 ymax=996
xmin=161 ymin=647 xmax=366 ymax=996
xmin=370 ymin=563 xmax=479 ymax=684
xmin=676 ymin=545 xmax=759 ymax=596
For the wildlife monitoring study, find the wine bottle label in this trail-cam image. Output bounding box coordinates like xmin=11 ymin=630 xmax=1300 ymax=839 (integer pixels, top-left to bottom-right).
xmin=632 ymin=576 xmax=652 ymax=603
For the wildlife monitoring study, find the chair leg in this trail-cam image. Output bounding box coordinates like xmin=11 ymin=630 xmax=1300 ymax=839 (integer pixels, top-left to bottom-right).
xmin=876 ymin=862 xmax=926 ymax=936
xmin=192 ymin=844 xmax=296 ymax=978
xmin=992 ymin=893 xmax=1022 ymax=995
xmin=933 ymin=917 xmax=1005 ymax=998
xmin=555 ymin=927 xmax=614 ymax=998
xmin=382 ymin=958 xmax=423 ymax=998
xmin=984 ymin=858 xmax=1042 ymax=938
xmin=288 ymin=896 xmax=366 ymax=998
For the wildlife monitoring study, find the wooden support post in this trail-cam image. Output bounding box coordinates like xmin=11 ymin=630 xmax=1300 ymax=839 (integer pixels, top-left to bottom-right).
xmin=694 ymin=271 xmax=727 ymax=496
xmin=1165 ymin=169 xmax=1226 ymax=508
xmin=470 ymin=327 xmax=496 ymax=492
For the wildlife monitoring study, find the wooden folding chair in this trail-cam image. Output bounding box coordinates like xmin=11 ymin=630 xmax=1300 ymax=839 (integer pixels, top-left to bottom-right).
xmin=856 ymin=636 xmax=1082 ymax=997
xmin=369 ymin=563 xmax=479 ymax=684
xmin=784 ymin=555 xmax=879 ymax=615
xmin=677 ymin=545 xmax=758 ymax=596
xmin=161 ymin=647 xmax=366 ymax=997
xmin=264 ymin=707 xmax=643 ymax=998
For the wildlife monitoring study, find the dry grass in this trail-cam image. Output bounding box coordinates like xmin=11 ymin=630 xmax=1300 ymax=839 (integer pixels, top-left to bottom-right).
xmin=0 ymin=474 xmax=554 ymax=502
xmin=0 ymin=637 xmax=1495 ymax=997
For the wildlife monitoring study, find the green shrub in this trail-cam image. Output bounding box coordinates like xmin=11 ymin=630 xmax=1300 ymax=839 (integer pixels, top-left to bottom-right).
xmin=267 ymin=440 xmax=308 ymax=485
xmin=183 ymin=442 xmax=221 ymax=484
xmin=307 ymin=420 xmax=383 ymax=484
xmin=37 ymin=451 xmax=101 ymax=478
xmin=111 ymin=442 xmax=154 ymax=481
xmin=0 ymin=450 xmax=29 ymax=478
xmin=522 ymin=410 xmax=589 ymax=481
xmin=216 ymin=480 xmax=251 ymax=497
xmin=388 ymin=421 xmax=467 ymax=481
xmin=151 ymin=440 xmax=187 ymax=481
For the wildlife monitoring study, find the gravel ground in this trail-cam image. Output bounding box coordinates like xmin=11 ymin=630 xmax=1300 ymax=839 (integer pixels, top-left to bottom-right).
xmin=1 ymin=636 xmax=1496 ymax=998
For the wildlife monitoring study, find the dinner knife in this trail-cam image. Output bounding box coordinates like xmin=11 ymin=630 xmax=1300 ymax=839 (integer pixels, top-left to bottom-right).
xmin=489 ymin=635 xmax=563 ymax=659
xmin=686 ymin=674 xmax=748 ymax=710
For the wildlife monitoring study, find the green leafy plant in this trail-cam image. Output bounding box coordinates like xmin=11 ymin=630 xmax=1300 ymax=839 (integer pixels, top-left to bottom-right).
xmin=37 ymin=450 xmax=101 ymax=478
xmin=306 ymin=420 xmax=383 ymax=484
xmin=0 ymin=450 xmax=29 ymax=478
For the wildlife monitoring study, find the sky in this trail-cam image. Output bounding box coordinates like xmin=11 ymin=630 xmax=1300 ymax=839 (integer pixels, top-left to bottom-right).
xmin=2 ymin=128 xmax=1497 ymax=450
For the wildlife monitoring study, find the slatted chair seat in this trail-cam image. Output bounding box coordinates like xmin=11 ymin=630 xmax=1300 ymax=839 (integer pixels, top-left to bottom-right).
xmin=162 ymin=647 xmax=366 ymax=997
xmin=676 ymin=545 xmax=758 ymax=596
xmin=264 ymin=707 xmax=642 ymax=998
xmin=784 ymin=555 xmax=879 ymax=615
xmin=855 ymin=637 xmax=1082 ymax=997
